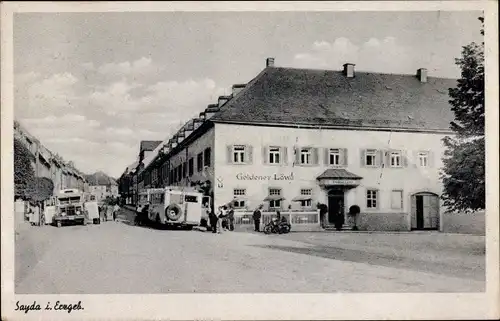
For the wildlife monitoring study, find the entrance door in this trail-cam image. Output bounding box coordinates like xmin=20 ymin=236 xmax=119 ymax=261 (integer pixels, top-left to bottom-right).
xmin=327 ymin=189 xmax=344 ymax=225
xmin=411 ymin=192 xmax=439 ymax=230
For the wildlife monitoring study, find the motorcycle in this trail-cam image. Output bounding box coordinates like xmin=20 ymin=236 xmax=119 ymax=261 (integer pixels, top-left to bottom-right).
xmin=263 ymin=218 xmax=291 ymax=234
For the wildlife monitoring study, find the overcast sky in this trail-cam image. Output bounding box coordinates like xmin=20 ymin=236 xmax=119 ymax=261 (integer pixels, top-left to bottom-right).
xmin=14 ymin=11 xmax=483 ymax=178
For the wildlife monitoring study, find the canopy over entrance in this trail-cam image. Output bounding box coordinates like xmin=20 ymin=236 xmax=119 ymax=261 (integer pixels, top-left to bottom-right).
xmin=316 ymin=168 xmax=362 ymax=187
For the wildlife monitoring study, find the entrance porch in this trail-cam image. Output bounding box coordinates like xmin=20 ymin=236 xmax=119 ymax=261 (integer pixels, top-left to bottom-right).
xmin=316 ymin=168 xmax=362 ymax=230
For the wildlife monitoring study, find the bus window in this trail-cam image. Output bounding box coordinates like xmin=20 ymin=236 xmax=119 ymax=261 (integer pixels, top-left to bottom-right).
xmin=184 ymin=195 xmax=198 ymax=203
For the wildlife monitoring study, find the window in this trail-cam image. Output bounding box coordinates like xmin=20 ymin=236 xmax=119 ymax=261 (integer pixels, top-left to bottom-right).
xmin=300 ymin=199 xmax=312 ymax=207
xmin=390 ymin=151 xmax=402 ymax=167
xmin=391 ymin=190 xmax=403 ymax=209
xmin=300 ymin=148 xmax=311 ymax=165
xmin=269 ymin=188 xmax=282 ymax=209
xmin=269 ymin=147 xmax=281 ymax=164
xmin=233 ymin=188 xmax=246 ymax=208
xmin=188 ymin=158 xmax=194 ymax=176
xmin=197 ymin=153 xmax=203 ymax=172
xmin=365 ymin=149 xmax=377 ymax=166
xmin=366 ymin=189 xmax=378 ymax=209
xmin=233 ymin=145 xmax=246 ymax=163
xmin=204 ymin=148 xmax=211 ymax=167
xmin=182 ymin=162 xmax=187 ymax=178
xmin=300 ymin=188 xmax=312 ymax=196
xmin=418 ymin=152 xmax=428 ymax=167
xmin=177 ymin=166 xmax=182 ymax=182
xmin=329 ymin=149 xmax=341 ymax=166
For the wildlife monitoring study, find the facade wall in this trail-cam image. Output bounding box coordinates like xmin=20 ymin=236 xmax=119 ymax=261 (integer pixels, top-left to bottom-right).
xmin=213 ymin=123 xmax=448 ymax=230
xmin=168 ymin=127 xmax=215 ymax=188
xmin=442 ymin=211 xmax=485 ymax=235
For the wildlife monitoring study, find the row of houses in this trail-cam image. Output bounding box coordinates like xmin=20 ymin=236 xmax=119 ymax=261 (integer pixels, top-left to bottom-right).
xmin=14 ymin=119 xmax=89 ymax=195
xmin=118 ymin=58 xmax=484 ymax=233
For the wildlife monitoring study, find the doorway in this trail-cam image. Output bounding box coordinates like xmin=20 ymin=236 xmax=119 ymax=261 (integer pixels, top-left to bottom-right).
xmin=327 ymin=189 xmax=344 ymax=225
xmin=411 ymin=192 xmax=439 ymax=230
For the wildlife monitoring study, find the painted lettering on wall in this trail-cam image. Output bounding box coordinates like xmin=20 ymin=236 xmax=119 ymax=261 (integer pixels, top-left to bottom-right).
xmin=236 ymin=173 xmax=294 ymax=181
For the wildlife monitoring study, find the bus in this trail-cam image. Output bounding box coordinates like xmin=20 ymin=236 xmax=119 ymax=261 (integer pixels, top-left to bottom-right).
xmin=53 ymin=189 xmax=88 ymax=227
xmin=136 ymin=187 xmax=211 ymax=229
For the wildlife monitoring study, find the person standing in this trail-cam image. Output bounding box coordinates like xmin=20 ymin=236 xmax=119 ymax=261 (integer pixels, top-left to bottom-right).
xmin=209 ymin=208 xmax=218 ymax=234
xmin=217 ymin=206 xmax=228 ymax=234
xmin=113 ymin=203 xmax=120 ymax=221
xmin=253 ymin=205 xmax=263 ymax=232
xmin=227 ymin=203 xmax=235 ymax=231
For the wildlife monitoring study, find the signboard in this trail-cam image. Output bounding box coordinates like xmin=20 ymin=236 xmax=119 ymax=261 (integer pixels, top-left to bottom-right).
xmin=319 ymin=179 xmax=360 ymax=186
xmin=236 ymin=172 xmax=294 ymax=181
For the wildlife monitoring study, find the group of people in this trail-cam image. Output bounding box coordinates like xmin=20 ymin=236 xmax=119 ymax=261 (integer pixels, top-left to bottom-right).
xmin=99 ymin=203 xmax=120 ymax=222
xmin=208 ymin=204 xmax=235 ymax=234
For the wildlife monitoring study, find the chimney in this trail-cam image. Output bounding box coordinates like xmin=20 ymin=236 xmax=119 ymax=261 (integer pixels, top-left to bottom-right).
xmin=232 ymin=84 xmax=246 ymax=96
xmin=417 ymin=68 xmax=428 ymax=83
xmin=266 ymin=57 xmax=275 ymax=68
xmin=343 ymin=63 xmax=355 ymax=78
xmin=218 ymin=96 xmax=231 ymax=107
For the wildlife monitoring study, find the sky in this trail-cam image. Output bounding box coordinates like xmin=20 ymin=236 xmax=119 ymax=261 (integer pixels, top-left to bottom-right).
xmin=13 ymin=11 xmax=483 ymax=178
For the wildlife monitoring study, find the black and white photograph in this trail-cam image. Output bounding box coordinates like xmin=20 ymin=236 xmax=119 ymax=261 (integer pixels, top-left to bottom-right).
xmin=1 ymin=1 xmax=498 ymax=320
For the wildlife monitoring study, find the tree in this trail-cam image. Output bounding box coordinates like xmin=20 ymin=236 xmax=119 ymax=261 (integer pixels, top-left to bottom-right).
xmin=14 ymin=138 xmax=35 ymax=200
xmin=441 ymin=16 xmax=485 ymax=213
xmin=26 ymin=177 xmax=55 ymax=203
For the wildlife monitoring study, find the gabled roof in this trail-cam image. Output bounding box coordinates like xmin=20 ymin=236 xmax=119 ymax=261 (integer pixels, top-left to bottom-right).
xmin=317 ymin=168 xmax=363 ymax=180
xmin=140 ymin=140 xmax=162 ymax=153
xmin=211 ymin=66 xmax=457 ymax=132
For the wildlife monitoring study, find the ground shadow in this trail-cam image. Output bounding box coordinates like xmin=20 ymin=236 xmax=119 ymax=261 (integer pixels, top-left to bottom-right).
xmin=251 ymin=244 xmax=485 ymax=282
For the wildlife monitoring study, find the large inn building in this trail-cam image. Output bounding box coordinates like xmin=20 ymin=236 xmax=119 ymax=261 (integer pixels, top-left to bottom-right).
xmin=120 ymin=58 xmax=479 ymax=232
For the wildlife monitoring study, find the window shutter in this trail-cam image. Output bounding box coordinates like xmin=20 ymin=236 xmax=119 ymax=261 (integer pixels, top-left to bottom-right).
xmin=428 ymin=151 xmax=435 ymax=168
xmin=360 ymin=149 xmax=366 ymax=167
xmin=312 ymin=148 xmax=319 ymax=165
xmin=262 ymin=146 xmax=268 ymax=165
xmin=342 ymin=148 xmax=348 ymax=166
xmin=324 ymin=148 xmax=330 ymax=165
xmin=227 ymin=145 xmax=233 ymax=164
xmin=381 ymin=150 xmax=389 ymax=167
xmin=402 ymin=150 xmax=408 ymax=167
xmin=247 ymin=145 xmax=253 ymax=164
xmin=412 ymin=150 xmax=418 ymax=168
xmin=375 ymin=150 xmax=382 ymax=167
xmin=294 ymin=147 xmax=301 ymax=165
xmin=282 ymin=147 xmax=288 ymax=165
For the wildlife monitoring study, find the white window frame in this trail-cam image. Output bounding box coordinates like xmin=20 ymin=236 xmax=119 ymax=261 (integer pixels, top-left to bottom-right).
xmin=390 ymin=151 xmax=402 ymax=168
xmin=268 ymin=147 xmax=281 ymax=164
xmin=365 ymin=149 xmax=377 ymax=167
xmin=300 ymin=188 xmax=312 ymax=196
xmin=391 ymin=190 xmax=404 ymax=210
xmin=329 ymin=148 xmax=341 ymax=166
xmin=269 ymin=188 xmax=282 ymax=209
xmin=233 ymin=145 xmax=246 ymax=164
xmin=418 ymin=151 xmax=429 ymax=167
xmin=300 ymin=148 xmax=312 ymax=165
xmin=233 ymin=188 xmax=246 ymax=208
xmin=366 ymin=189 xmax=378 ymax=209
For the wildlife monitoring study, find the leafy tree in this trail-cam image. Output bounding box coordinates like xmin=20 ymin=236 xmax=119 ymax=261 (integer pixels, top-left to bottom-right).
xmin=441 ymin=16 xmax=485 ymax=213
xmin=26 ymin=177 xmax=55 ymax=202
xmin=14 ymin=138 xmax=35 ymax=200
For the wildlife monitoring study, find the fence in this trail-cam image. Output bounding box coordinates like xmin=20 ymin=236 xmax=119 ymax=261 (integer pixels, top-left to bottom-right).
xmin=234 ymin=210 xmax=320 ymax=231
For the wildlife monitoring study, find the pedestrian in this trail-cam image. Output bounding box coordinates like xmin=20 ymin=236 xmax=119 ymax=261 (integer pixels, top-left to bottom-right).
xmin=334 ymin=203 xmax=345 ymax=231
xmin=217 ymin=206 xmax=228 ymax=234
xmin=113 ymin=203 xmax=120 ymax=221
xmin=208 ymin=209 xmax=218 ymax=233
xmin=227 ymin=203 xmax=235 ymax=231
xmin=253 ymin=204 xmax=263 ymax=232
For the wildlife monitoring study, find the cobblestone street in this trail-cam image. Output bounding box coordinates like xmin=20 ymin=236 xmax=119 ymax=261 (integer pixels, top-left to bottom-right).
xmin=14 ymin=209 xmax=485 ymax=294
